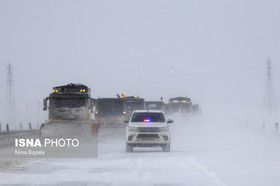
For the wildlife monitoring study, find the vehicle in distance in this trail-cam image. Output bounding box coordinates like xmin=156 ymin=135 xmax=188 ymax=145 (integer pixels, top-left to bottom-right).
xmin=123 ymin=96 xmax=145 ymax=119
xmin=145 ymin=101 xmax=165 ymax=112
xmin=94 ymin=98 xmax=126 ymax=125
xmin=167 ymin=96 xmax=193 ymax=115
xmin=125 ymin=110 xmax=173 ymax=152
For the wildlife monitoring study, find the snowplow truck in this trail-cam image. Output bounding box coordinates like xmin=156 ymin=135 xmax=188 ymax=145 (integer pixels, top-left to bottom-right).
xmin=122 ymin=96 xmax=145 ymax=120
xmin=94 ymin=97 xmax=129 ymax=140
xmin=40 ymin=83 xmax=97 ymax=138
xmin=167 ymin=97 xmax=193 ymax=115
xmin=94 ymin=98 xmax=126 ymax=125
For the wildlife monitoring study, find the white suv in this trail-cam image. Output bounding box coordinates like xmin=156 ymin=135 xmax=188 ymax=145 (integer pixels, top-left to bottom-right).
xmin=125 ymin=110 xmax=173 ymax=152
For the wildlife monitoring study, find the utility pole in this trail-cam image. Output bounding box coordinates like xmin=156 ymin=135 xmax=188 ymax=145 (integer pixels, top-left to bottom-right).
xmin=263 ymin=59 xmax=277 ymax=114
xmin=6 ymin=62 xmax=15 ymax=128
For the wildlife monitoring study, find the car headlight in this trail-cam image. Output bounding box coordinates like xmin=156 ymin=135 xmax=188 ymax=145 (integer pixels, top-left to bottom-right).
xmin=160 ymin=126 xmax=169 ymax=132
xmin=127 ymin=126 xmax=138 ymax=132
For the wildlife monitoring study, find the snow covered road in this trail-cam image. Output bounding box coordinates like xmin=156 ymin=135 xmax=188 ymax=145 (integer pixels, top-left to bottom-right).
xmin=1 ymin=114 xmax=280 ymax=186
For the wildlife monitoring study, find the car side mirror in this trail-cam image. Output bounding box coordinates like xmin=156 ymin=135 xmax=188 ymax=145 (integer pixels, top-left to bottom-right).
xmin=124 ymin=120 xmax=129 ymax=124
xmin=43 ymin=98 xmax=48 ymax=111
xmin=167 ymin=119 xmax=174 ymax=124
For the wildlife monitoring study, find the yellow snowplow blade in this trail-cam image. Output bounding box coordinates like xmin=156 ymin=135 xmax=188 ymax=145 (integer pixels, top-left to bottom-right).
xmin=40 ymin=121 xmax=98 ymax=139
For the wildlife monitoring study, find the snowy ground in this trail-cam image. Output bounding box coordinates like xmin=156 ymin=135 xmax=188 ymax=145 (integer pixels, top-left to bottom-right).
xmin=1 ymin=113 xmax=280 ymax=186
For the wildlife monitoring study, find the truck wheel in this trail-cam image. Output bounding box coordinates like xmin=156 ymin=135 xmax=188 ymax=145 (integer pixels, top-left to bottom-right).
xmin=163 ymin=143 xmax=170 ymax=152
xmin=126 ymin=143 xmax=133 ymax=152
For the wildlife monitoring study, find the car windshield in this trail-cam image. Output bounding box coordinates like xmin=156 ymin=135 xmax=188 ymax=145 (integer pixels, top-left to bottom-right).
xmin=131 ymin=112 xmax=165 ymax=122
xmin=50 ymin=98 xmax=86 ymax=108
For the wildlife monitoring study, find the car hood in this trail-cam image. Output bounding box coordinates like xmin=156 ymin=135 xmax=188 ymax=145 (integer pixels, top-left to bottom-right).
xmin=128 ymin=122 xmax=168 ymax=128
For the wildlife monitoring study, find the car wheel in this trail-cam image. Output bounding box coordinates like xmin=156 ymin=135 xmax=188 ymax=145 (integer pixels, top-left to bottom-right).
xmin=126 ymin=143 xmax=133 ymax=152
xmin=163 ymin=143 xmax=170 ymax=152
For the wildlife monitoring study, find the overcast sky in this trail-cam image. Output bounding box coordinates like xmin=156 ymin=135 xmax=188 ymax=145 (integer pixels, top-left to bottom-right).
xmin=1 ymin=0 xmax=280 ymax=127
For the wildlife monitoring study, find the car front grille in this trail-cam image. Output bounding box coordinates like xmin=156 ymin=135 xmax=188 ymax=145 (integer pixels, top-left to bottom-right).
xmin=137 ymin=127 xmax=160 ymax=132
